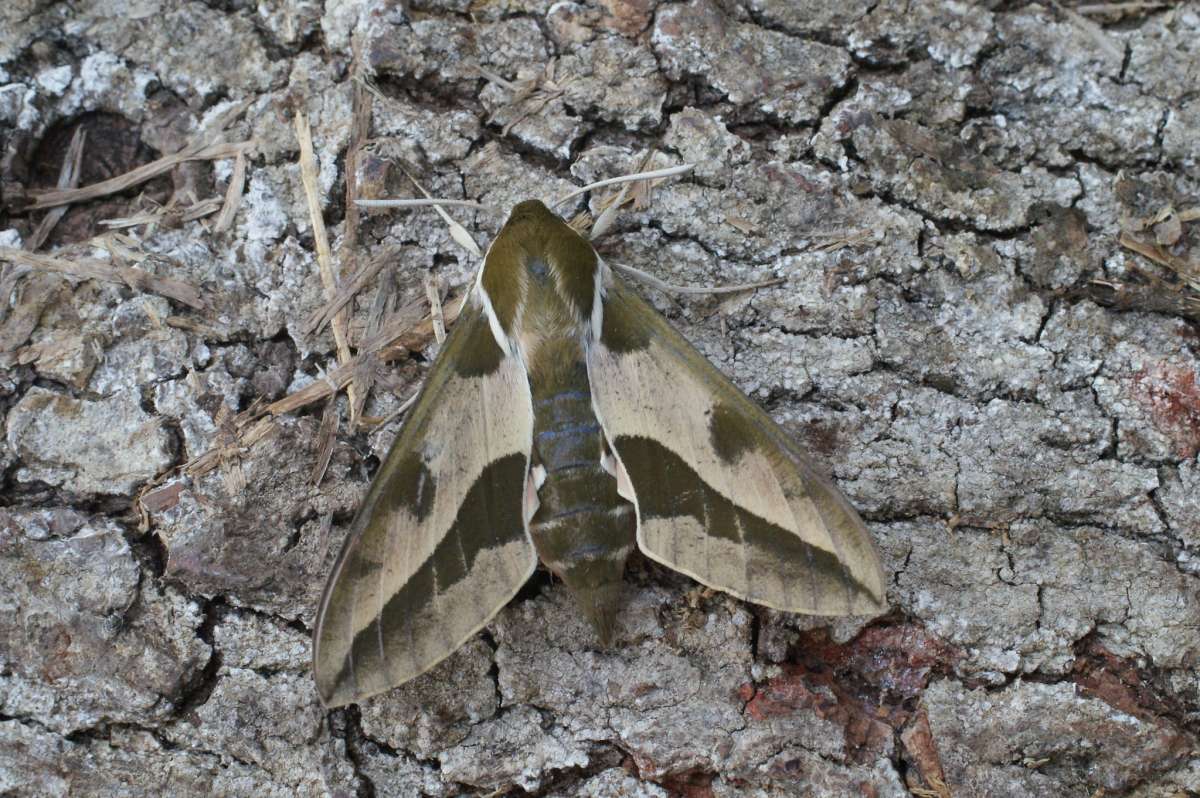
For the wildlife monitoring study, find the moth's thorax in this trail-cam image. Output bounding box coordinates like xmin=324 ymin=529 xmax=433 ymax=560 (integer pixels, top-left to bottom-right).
xmin=478 ymin=200 xmax=604 ymax=363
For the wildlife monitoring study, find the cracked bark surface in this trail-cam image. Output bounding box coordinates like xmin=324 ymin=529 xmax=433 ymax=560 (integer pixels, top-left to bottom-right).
xmin=1 ymin=1 xmax=1198 ymax=796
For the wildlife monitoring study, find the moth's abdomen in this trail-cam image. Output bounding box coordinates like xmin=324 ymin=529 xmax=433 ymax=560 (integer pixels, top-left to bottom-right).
xmin=528 ymin=368 xmax=635 ymax=644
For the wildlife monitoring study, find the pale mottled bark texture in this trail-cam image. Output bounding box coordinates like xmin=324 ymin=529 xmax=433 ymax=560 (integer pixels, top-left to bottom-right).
xmin=1 ymin=1 xmax=1198 ymax=796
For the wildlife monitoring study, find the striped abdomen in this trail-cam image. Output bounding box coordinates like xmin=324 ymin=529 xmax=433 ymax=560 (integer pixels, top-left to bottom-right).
xmin=528 ymin=350 xmax=635 ymax=643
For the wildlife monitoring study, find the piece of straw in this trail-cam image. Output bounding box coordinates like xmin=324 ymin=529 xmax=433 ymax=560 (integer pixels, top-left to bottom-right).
xmin=295 ymin=109 xmax=358 ymax=414
xmin=213 ymin=149 xmax=247 ymax=233
xmin=0 ymin=246 xmax=205 ymax=309
xmin=27 ymin=127 xmax=86 ymax=250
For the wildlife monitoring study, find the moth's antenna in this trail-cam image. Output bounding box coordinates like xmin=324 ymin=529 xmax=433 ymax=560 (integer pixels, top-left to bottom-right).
xmin=550 ymin=163 xmax=695 ymax=210
xmin=355 ymin=170 xmax=495 ymax=258
xmin=356 ymin=199 xmax=492 ymax=211
xmin=610 ymin=261 xmax=785 ymax=295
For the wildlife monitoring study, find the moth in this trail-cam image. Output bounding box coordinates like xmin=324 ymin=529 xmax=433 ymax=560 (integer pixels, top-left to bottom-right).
xmin=313 ymin=195 xmax=887 ymax=708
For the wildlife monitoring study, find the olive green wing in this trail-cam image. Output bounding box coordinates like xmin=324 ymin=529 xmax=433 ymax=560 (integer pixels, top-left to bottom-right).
xmin=313 ymin=298 xmax=536 ymax=707
xmin=586 ymin=275 xmax=887 ymax=617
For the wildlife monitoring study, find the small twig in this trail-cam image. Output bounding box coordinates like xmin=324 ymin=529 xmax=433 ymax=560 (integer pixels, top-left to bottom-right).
xmin=99 ymin=197 xmax=223 ymax=230
xmin=214 ymin=404 xmax=248 ymax=495
xmin=265 ymin=288 xmax=467 ymax=416
xmin=26 ymin=98 xmax=252 ymax=211
xmin=369 ymin=390 xmax=420 ymax=429
xmin=425 ymin=275 xmax=446 ymax=344
xmin=27 ymin=127 xmax=86 ymax=251
xmin=357 ymin=289 xmax=468 ymax=360
xmin=806 ymin=229 xmax=872 ymax=252
xmin=136 ymin=396 xmax=276 ymax=510
xmin=27 ymin=140 xmax=252 ymax=211
xmin=1075 ymin=2 xmax=1166 ymax=15
xmin=1081 ymin=277 xmax=1200 ymax=321
xmin=627 ymin=150 xmax=662 ymax=212
xmin=304 ymin=245 xmax=399 ymax=335
xmin=477 ymin=66 xmax=518 ymax=92
xmin=310 ymin=394 xmax=340 ymax=487
xmin=1118 ymin=230 xmax=1199 ymax=290
xmin=725 ymin=215 xmax=759 ymax=235
xmin=610 ymin=261 xmax=785 ymax=296
xmin=479 ymin=61 xmax=574 ymax=136
xmin=183 ymin=415 xmax=277 ymax=480
xmin=213 ymin=149 xmax=247 ymax=233
xmin=0 ymin=246 xmax=205 ymax=309
xmin=295 ymin=110 xmax=358 ymax=414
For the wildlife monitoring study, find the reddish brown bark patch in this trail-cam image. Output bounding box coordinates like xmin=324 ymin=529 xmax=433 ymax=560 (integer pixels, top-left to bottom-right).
xmin=1072 ymin=636 xmax=1183 ymax=722
xmin=740 ymin=624 xmax=962 ymax=761
xmin=659 ymin=769 xmax=716 ymax=798
xmin=742 ymin=662 xmax=892 ymax=757
xmin=1130 ymin=361 xmax=1200 ymax=458
xmin=799 ymin=623 xmax=963 ymax=703
xmin=598 ymin=0 xmax=654 ymax=36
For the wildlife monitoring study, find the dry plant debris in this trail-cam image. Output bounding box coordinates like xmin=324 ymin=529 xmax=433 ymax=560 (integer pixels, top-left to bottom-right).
xmin=26 ymin=126 xmax=85 ymax=251
xmin=0 ymin=246 xmax=205 ymax=309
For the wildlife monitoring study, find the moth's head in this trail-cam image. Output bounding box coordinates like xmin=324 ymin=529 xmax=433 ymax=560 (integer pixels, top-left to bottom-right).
xmin=472 ymin=194 xmax=607 ymax=357
xmin=503 ymin=198 xmax=560 ymax=228
xmin=486 ymin=199 xmax=583 ymax=258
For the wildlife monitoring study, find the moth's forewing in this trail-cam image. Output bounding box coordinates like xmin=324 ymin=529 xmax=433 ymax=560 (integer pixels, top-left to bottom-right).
xmin=313 ymin=302 xmax=537 ymax=708
xmin=587 ymin=276 xmax=888 ymax=616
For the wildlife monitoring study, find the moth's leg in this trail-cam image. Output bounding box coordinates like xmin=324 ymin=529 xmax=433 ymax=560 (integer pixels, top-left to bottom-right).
xmin=599 ymin=436 xmax=635 ymax=505
xmin=523 ymin=457 xmax=547 ymax=527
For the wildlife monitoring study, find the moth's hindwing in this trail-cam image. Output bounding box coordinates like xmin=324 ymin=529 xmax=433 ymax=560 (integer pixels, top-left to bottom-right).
xmin=587 ymin=276 xmax=888 ymax=616
xmin=313 ymin=300 xmax=536 ymax=708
